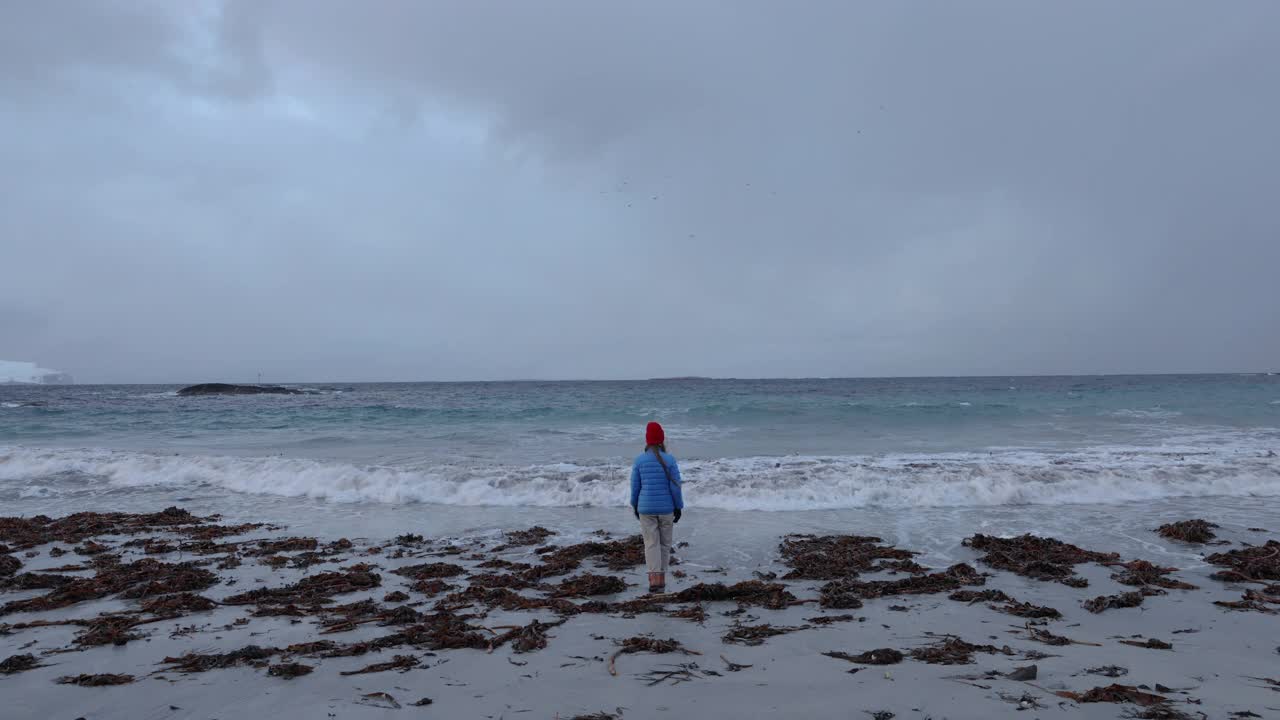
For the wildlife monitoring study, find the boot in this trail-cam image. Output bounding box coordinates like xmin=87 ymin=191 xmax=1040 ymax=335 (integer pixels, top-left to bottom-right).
xmin=648 ymin=572 xmax=665 ymax=594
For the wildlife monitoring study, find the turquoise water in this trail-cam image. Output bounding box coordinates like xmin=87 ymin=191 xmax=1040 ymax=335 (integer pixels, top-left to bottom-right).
xmin=2 ymin=374 xmax=1279 ymax=512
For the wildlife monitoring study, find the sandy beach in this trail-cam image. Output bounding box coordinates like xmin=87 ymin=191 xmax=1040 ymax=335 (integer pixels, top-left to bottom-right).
xmin=2 ymin=507 xmax=1277 ymax=720
xmin=6 ymin=1 xmax=1280 ymax=717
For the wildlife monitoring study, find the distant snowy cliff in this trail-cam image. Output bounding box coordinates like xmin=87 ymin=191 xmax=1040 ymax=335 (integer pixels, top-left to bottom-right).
xmin=0 ymin=360 xmax=74 ymax=384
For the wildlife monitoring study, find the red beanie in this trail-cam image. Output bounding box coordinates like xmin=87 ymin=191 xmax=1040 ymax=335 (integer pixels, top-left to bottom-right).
xmin=645 ymin=421 xmax=665 ymax=446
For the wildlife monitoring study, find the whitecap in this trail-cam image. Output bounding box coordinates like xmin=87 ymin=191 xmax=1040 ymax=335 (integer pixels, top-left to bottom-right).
xmin=2 ymin=438 xmax=1278 ymax=512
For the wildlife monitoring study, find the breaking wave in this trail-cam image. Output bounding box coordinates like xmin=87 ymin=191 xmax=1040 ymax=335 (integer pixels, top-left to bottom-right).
xmin=2 ymin=442 xmax=1278 ymax=511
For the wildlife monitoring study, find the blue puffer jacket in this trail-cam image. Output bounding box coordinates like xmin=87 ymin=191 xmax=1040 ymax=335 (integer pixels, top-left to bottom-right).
xmin=630 ymin=449 xmax=684 ymax=515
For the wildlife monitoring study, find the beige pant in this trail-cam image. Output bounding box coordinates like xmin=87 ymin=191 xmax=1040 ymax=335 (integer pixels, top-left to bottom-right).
xmin=638 ymin=513 xmax=674 ymax=573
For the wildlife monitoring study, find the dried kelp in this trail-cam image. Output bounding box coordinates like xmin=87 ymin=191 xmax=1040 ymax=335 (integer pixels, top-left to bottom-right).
xmin=0 ymin=507 xmax=212 ymax=550
xmin=493 ymin=618 xmax=566 ymax=653
xmin=552 ymin=573 xmax=627 ymax=597
xmin=223 ymin=564 xmax=380 ymax=606
xmin=531 ymin=536 xmax=646 ymax=579
xmin=73 ymin=615 xmax=146 ymax=646
xmin=599 ymin=597 xmax=667 ymax=616
xmin=779 ymin=534 xmax=916 ymax=580
xmin=1214 ymin=587 xmax=1280 ymax=613
xmin=160 ymin=645 xmax=279 ymax=673
xmin=998 ymin=601 xmax=1062 ymax=619
xmin=2 ymin=558 xmax=216 ymax=615
xmin=1156 ymin=520 xmax=1218 ymax=544
xmin=267 ymin=662 xmax=313 ymax=679
xmin=874 ymin=559 xmax=931 ymax=574
xmin=0 ymin=653 xmax=44 ymax=674
xmin=466 ymin=572 xmax=537 ymax=590
xmin=1058 ymin=683 xmax=1168 ymax=705
xmin=819 ymin=564 xmax=983 ymax=607
xmin=340 ymin=654 xmax=420 ymax=675
xmin=409 ymin=578 xmax=453 ymax=596
xmin=495 ymin=526 xmax=556 ymax=550
xmin=665 ymin=580 xmax=797 ymax=609
xmin=392 ymin=611 xmax=491 ymax=651
xmin=964 ymin=534 xmax=1118 ymax=586
xmin=476 ymin=558 xmax=532 ymax=571
xmin=1109 ymin=561 xmax=1198 ymax=590
xmin=823 ymin=648 xmax=904 ymax=665
xmin=608 ymin=636 xmax=699 ymax=676
xmin=805 ymin=614 xmax=857 ymax=625
xmin=251 ymin=537 xmax=318 ymax=555
xmin=56 ymin=673 xmax=134 ymax=686
xmin=722 ymin=622 xmax=808 ymax=646
xmin=909 ymin=636 xmax=1014 ymax=665
xmin=1117 ymin=638 xmax=1172 ymax=650
xmin=3 ymin=572 xmax=73 ymax=590
xmin=392 ymin=562 xmax=465 ymax=580
xmin=667 ymin=604 xmax=707 ymax=623
xmin=1206 ymin=541 xmax=1280 ymax=583
xmin=1084 ymin=590 xmax=1163 ymax=614
xmin=1024 ymin=622 xmax=1095 ymax=645
xmin=949 ymin=589 xmax=1012 ymax=603
xmin=435 ymin=586 xmax=579 ymax=615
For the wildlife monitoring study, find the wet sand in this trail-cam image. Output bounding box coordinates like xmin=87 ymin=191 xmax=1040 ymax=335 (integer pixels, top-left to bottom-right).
xmin=2 ymin=508 xmax=1278 ymax=720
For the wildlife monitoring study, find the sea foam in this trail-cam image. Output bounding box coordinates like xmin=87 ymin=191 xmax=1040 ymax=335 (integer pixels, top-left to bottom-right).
xmin=2 ymin=442 xmax=1277 ymax=511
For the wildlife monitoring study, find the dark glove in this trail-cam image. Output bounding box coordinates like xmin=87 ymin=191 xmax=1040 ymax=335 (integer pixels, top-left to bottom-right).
xmin=633 ymin=506 xmax=640 ymax=520
xmin=673 ymin=508 xmax=682 ymax=524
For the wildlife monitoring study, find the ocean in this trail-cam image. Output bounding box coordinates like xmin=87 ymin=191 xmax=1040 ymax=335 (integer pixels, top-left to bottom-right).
xmin=3 ymin=375 xmax=1278 ymax=564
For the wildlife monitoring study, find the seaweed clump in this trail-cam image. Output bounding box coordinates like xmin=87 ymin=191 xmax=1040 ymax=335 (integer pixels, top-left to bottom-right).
xmin=161 ymin=645 xmax=280 ymax=673
xmin=1083 ymin=590 xmax=1162 ymax=614
xmin=1058 ymin=683 xmax=1168 ymax=706
xmin=722 ymin=622 xmax=808 ymax=646
xmin=819 ymin=564 xmax=983 ymax=608
xmin=1109 ymin=561 xmax=1198 ymax=590
xmin=551 ymin=573 xmax=627 ymax=598
xmin=964 ymin=534 xmax=1118 ymax=587
xmin=666 ymin=580 xmax=796 ymax=610
xmin=352 ymin=610 xmax=493 ymax=653
xmin=0 ymin=654 xmax=43 ymax=674
xmin=1 ymin=558 xmax=217 ymax=616
xmin=779 ymin=534 xmax=916 ymax=580
xmin=392 ymin=562 xmax=465 ymax=580
xmin=909 ymin=636 xmax=1014 ymax=665
xmin=1206 ymin=541 xmax=1280 ymax=583
xmin=607 ymin=636 xmax=699 ymax=676
xmin=949 ymin=589 xmax=1012 ymax=603
xmin=493 ymin=618 xmax=567 ymax=653
xmin=1214 ymin=587 xmax=1280 ymax=614
xmin=223 ymin=564 xmax=380 ymax=606
xmin=998 ymin=601 xmax=1062 ymax=619
xmin=0 ymin=507 xmax=215 ymax=550
xmin=526 ymin=536 xmax=646 ymax=580
xmin=494 ymin=526 xmax=556 ymax=550
xmin=340 ymin=655 xmax=421 ymax=675
xmin=56 ymin=673 xmax=134 ymax=686
xmin=267 ymin=663 xmax=313 ymax=679
xmin=823 ymin=648 xmax=904 ymax=665
xmin=1155 ymin=519 xmax=1218 ymax=544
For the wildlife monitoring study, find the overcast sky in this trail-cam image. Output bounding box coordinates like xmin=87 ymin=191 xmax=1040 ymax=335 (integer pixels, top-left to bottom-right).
xmin=2 ymin=1 xmax=1278 ymax=383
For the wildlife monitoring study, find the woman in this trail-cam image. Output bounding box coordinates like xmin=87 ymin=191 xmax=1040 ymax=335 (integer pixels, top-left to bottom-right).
xmin=630 ymin=421 xmax=684 ymax=593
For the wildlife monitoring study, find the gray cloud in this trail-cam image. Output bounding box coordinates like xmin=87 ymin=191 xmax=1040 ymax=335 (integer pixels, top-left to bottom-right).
xmin=2 ymin=1 xmax=1278 ymax=382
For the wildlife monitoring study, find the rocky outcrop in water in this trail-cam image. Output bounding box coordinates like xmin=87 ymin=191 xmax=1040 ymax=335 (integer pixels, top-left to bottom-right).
xmin=177 ymin=383 xmax=304 ymax=397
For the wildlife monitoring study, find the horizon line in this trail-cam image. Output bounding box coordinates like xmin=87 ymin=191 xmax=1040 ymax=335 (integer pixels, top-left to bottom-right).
xmin=21 ymin=370 xmax=1276 ymax=386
